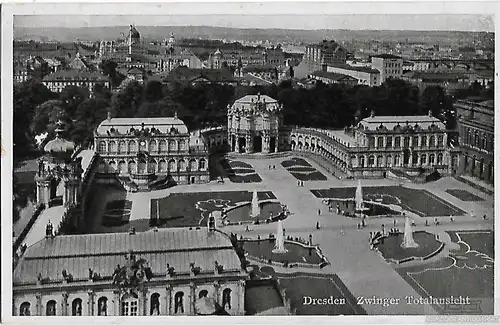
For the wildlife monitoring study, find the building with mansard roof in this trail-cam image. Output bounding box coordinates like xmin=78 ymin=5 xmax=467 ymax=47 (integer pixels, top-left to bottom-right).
xmin=93 ymin=113 xmax=209 ymax=189
xmin=13 ymin=227 xmax=247 ymax=316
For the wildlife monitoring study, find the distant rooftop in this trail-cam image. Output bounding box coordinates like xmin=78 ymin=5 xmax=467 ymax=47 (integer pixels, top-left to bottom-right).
xmin=328 ymin=64 xmax=380 ymax=74
xmin=359 ymin=115 xmax=445 ymax=131
xmin=96 ymin=117 xmax=189 ymax=135
xmin=310 ymin=70 xmax=358 ymax=82
xmin=43 ymin=69 xmax=108 ymax=82
xmin=371 ymin=54 xmax=402 ymax=59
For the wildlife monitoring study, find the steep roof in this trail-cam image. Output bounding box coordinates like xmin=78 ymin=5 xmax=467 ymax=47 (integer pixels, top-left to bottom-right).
xmin=328 ymin=64 xmax=380 ymax=74
xmin=43 ymin=70 xmax=108 ymax=82
xmin=359 ymin=115 xmax=445 ymax=131
xmin=166 ymin=66 xmax=235 ymax=83
xmin=14 ymin=228 xmax=241 ymax=284
xmin=311 ymin=70 xmax=358 ymax=82
xmin=96 ymin=117 xmax=189 ymax=135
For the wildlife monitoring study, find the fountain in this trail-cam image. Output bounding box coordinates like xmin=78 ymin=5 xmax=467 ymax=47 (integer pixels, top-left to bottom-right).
xmin=251 ymin=190 xmax=260 ymax=218
xmin=401 ymin=216 xmax=419 ymax=248
xmin=272 ymin=220 xmax=288 ymax=254
xmin=355 ymin=180 xmax=369 ymax=217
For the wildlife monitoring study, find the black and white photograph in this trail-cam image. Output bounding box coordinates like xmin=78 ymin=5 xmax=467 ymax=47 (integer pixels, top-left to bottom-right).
xmin=1 ymin=1 xmax=497 ymax=322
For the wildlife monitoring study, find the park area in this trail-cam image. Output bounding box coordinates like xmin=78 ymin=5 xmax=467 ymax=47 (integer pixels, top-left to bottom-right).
xmin=243 ymin=239 xmax=325 ymax=266
xmin=375 ymin=231 xmax=443 ymax=263
xmin=311 ymin=186 xmax=465 ymax=217
xmin=445 ymin=189 xmax=485 ymax=202
xmin=220 ymin=159 xmax=262 ymax=183
xmin=281 ymin=157 xmax=327 ymax=181
xmin=396 ymin=230 xmax=494 ymax=314
xmin=149 ymin=190 xmax=278 ymax=228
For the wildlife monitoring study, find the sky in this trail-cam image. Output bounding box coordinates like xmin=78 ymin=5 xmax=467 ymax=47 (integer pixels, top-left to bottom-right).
xmin=11 ymin=2 xmax=495 ymax=32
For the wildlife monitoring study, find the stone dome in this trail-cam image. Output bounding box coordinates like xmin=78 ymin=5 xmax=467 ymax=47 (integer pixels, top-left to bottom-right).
xmin=43 ymin=120 xmax=75 ymax=159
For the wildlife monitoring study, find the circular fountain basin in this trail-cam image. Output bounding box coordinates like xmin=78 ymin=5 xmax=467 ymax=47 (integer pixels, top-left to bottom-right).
xmin=225 ymin=201 xmax=285 ymax=223
xmin=374 ymin=231 xmax=444 ymax=264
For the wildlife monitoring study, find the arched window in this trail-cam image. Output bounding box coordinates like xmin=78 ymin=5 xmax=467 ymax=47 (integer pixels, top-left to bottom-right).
xmin=150 ymin=293 xmax=160 ymax=316
xmin=118 ymin=141 xmax=126 ymax=153
xmin=169 ymin=140 xmax=176 ymax=151
xmin=474 ymin=131 xmax=480 ymax=147
xmin=199 ymin=159 xmax=206 ymax=170
xmin=148 ymin=159 xmax=157 ymax=173
xmin=129 ymin=140 xmax=137 ymax=153
xmin=412 ymin=136 xmax=419 ymax=147
xmin=46 ymin=300 xmax=57 ymax=316
xmin=222 ymin=288 xmax=232 ymax=310
xmin=386 ymin=155 xmax=392 ymax=167
xmin=174 ymin=292 xmax=184 ymax=314
xmin=386 ymin=136 xmax=392 ymax=147
xmin=482 ymin=135 xmax=488 ymax=150
xmin=437 ymin=135 xmax=444 ymax=147
xmin=198 ymin=290 xmax=209 ymax=299
xmin=139 ymin=140 xmax=147 ymax=152
xmin=179 ymin=139 xmax=186 ymax=151
xmin=359 ymin=156 xmax=365 ymax=167
xmin=159 ymin=160 xmax=167 ymax=173
xmin=178 ymin=159 xmax=186 ymax=171
xmin=377 ymin=137 xmax=383 ymax=148
xmin=108 ymin=161 xmax=117 ymax=173
xmin=149 ymin=140 xmax=157 ymax=152
xmin=97 ymin=297 xmax=108 ymax=316
xmin=421 ymin=136 xmax=427 ymax=147
xmin=437 ymin=153 xmax=443 ymax=165
xmin=159 ymin=140 xmax=167 ymax=153
xmin=394 ymin=155 xmax=400 ymax=166
xmin=128 ymin=161 xmax=137 ymax=174
xmin=98 ymin=141 xmax=106 ymax=153
xmin=377 ymin=155 xmax=383 ymax=167
xmin=368 ymin=155 xmax=375 ymax=167
xmin=118 ymin=161 xmax=127 ymax=174
xmin=108 ymin=141 xmax=117 ymax=153
xmin=467 ymin=129 xmax=472 ymax=145
xmin=429 ymin=154 xmax=435 ymax=165
xmin=368 ymin=137 xmax=375 ymax=147
xmin=72 ymin=298 xmax=83 ymax=316
xmin=121 ymin=293 xmax=138 ymax=316
xmin=19 ymin=302 xmax=31 ymax=316
xmin=168 ymin=159 xmax=176 ymax=172
xmin=189 ymin=159 xmax=197 ymax=171
xmin=403 ymin=137 xmax=410 ymax=148
xmin=137 ymin=159 xmax=147 ymax=174
xmin=429 ymin=136 xmax=435 ymax=147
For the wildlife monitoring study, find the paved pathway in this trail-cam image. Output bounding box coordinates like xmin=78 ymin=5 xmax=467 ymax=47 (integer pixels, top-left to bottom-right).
xmin=89 ymin=154 xmax=494 ymax=315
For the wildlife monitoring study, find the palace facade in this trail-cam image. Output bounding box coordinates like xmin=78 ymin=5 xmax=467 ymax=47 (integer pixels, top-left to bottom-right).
xmin=13 ymin=227 xmax=247 ymax=316
xmin=227 ymin=94 xmax=283 ymax=154
xmin=455 ymin=99 xmax=494 ymax=184
xmin=94 ymin=114 xmax=209 ymax=187
xmin=289 ymin=111 xmax=457 ymax=178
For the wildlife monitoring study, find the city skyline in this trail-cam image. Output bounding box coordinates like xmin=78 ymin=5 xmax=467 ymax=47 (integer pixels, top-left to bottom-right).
xmin=15 ymin=14 xmax=494 ymax=32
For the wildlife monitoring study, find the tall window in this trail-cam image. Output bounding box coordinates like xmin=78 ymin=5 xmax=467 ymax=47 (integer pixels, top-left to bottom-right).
xmin=359 ymin=156 xmax=365 ymax=167
xmin=437 ymin=135 xmax=444 ymax=147
xmin=46 ymin=300 xmax=57 ymax=316
xmin=429 ymin=136 xmax=435 ymax=147
xmin=386 ymin=137 xmax=392 ymax=147
xmin=377 ymin=155 xmax=383 ymax=167
xmin=159 ymin=160 xmax=167 ymax=173
xmin=482 ymin=135 xmax=488 ymax=150
xmin=150 ymin=293 xmax=160 ymax=316
xmin=108 ymin=141 xmax=117 ymax=153
xmin=169 ymin=140 xmax=176 ymax=151
xmin=475 ymin=131 xmax=480 ymax=147
xmin=429 ymin=154 xmax=435 ymax=165
xmin=149 ymin=140 xmax=157 ymax=152
xmin=189 ymin=159 xmax=197 ymax=171
xmin=368 ymin=136 xmax=375 ymax=147
xmin=121 ymin=295 xmax=138 ymax=316
xmin=72 ymin=298 xmax=83 ymax=316
xmin=421 ymin=136 xmax=427 ymax=147
xmin=368 ymin=155 xmax=375 ymax=167
xmin=437 ymin=153 xmax=443 ymax=165
xmin=118 ymin=141 xmax=126 ymax=153
xmin=376 ymin=137 xmax=383 ymax=148
xmin=412 ymin=136 xmax=419 ymax=147
xmin=129 ymin=140 xmax=137 ymax=153
xmin=403 ymin=136 xmax=410 ymax=148
xmin=159 ymin=140 xmax=167 ymax=153
xmin=179 ymin=139 xmax=186 ymax=151
xmin=222 ymin=289 xmax=232 ymax=310
xmin=394 ymin=137 xmax=401 ymax=148
xmin=394 ymin=155 xmax=400 ymax=166
xmin=19 ymin=302 xmax=31 ymax=316
xmin=467 ymin=129 xmax=472 ymax=145
xmin=386 ymin=155 xmax=392 ymax=167
xmin=98 ymin=141 xmax=106 ymax=153
xmin=168 ymin=159 xmax=176 ymax=172
xmin=174 ymin=292 xmax=184 ymax=314
xmin=97 ymin=297 xmax=108 ymax=316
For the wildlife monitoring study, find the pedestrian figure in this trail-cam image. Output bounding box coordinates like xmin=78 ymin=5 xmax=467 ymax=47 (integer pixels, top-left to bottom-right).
xmin=434 ymin=218 xmax=438 ymax=226
xmin=257 ymin=235 xmax=261 ymax=240
xmin=425 ymin=219 xmax=429 ymax=226
xmin=341 ymin=229 xmax=345 ymax=235
xmin=450 ymin=215 xmax=454 ymax=223
xmin=245 ymin=225 xmax=250 ymax=232
xmin=362 ymin=218 xmax=366 ymax=227
xmin=316 ymin=221 xmax=320 ymax=229
xmin=483 ymin=214 xmax=487 ymax=220
xmin=297 ymin=180 xmax=300 ymax=187
xmin=393 ymin=219 xmax=397 ymax=227
xmin=273 ymin=165 xmax=276 ymax=169
xmin=318 ymin=209 xmax=321 ymax=216
xmin=471 ymin=211 xmax=476 ymax=218
xmin=357 ymin=223 xmax=360 ymax=230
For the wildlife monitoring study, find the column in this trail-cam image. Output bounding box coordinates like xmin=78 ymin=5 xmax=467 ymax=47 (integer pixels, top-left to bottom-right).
xmin=274 ymin=135 xmax=279 ymax=153
xmin=408 ymin=151 xmax=413 ymax=166
xmin=62 ymin=293 xmax=69 ymax=316
xmin=238 ymin=280 xmax=245 ymax=315
xmin=246 ymin=135 xmax=252 ymax=153
xmin=113 ymin=290 xmax=120 ymax=316
xmin=165 ymin=284 xmax=172 ymax=315
xmin=141 ymin=288 xmax=148 ymax=316
xmin=235 ymin=134 xmax=240 ymax=153
xmin=189 ymin=282 xmax=196 ymax=315
xmin=383 ymin=136 xmax=387 ymax=148
xmin=409 ymin=136 xmax=413 ymax=147
xmin=213 ymin=281 xmax=220 ymax=305
xmin=88 ymin=290 xmax=95 ymax=316
xmin=36 ymin=293 xmax=42 ymax=316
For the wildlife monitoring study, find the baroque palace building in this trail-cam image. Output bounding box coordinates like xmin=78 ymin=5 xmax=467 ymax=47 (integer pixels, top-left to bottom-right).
xmin=289 ymin=111 xmax=457 ymax=178
xmin=94 ymin=113 xmax=209 ymax=187
xmin=454 ymin=99 xmax=494 ymax=184
xmin=13 ymin=226 xmax=247 ymax=316
xmin=227 ymin=94 xmax=284 ymax=154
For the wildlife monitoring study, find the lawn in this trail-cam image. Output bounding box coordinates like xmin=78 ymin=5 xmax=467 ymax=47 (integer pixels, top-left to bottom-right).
xmin=291 ymin=171 xmax=327 ymax=181
xmin=287 ymin=166 xmax=317 ymax=173
xmin=226 ymin=202 xmax=284 ymax=223
xmin=102 ymin=200 xmax=132 ymax=227
xmin=281 ymin=157 xmax=312 ymax=168
xmin=375 ymin=231 xmax=442 ymax=262
xmin=245 ymin=281 xmax=284 ymax=315
xmin=311 ymin=186 xmax=465 ymax=217
xmin=396 ymin=230 xmax=494 ymax=314
xmin=445 ymin=189 xmax=485 ymax=202
xmin=243 ymin=239 xmax=324 ymax=265
xmin=150 ymin=191 xmax=276 ymax=228
xmin=220 ymin=159 xmax=262 ymax=183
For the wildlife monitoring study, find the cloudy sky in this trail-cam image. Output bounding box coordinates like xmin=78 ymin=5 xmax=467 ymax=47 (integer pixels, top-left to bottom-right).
xmin=11 ymin=2 xmax=495 ymax=32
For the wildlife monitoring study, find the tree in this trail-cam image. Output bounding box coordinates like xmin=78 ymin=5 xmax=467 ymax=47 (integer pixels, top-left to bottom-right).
xmin=100 ymin=59 xmax=125 ymax=88
xmin=59 ymin=85 xmax=89 ymax=120
xmin=69 ymin=97 xmax=110 ymax=147
xmin=30 ymin=99 xmax=65 ymax=136
xmin=143 ymin=80 xmax=163 ymax=103
xmin=111 ymin=81 xmax=143 ymax=118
